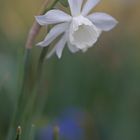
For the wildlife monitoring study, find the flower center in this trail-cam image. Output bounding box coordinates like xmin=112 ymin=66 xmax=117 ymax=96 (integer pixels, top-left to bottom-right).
xmin=69 ymin=15 xmax=100 ymax=50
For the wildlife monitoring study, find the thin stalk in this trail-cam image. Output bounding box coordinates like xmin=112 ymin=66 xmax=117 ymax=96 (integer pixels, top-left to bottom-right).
xmin=7 ymin=0 xmax=60 ymax=139
xmin=7 ymin=0 xmax=59 ymax=140
xmin=20 ymin=47 xmax=49 ymax=122
xmin=19 ymin=0 xmax=60 ymax=133
xmin=19 ymin=47 xmax=49 ymax=140
xmin=7 ymin=48 xmax=31 ymax=140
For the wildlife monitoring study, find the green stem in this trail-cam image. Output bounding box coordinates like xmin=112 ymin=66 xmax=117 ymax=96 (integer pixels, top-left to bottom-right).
xmin=43 ymin=0 xmax=60 ymax=14
xmin=7 ymin=0 xmax=60 ymax=139
xmin=19 ymin=47 xmax=49 ymax=140
xmin=20 ymin=0 xmax=61 ymax=131
xmin=6 ymin=48 xmax=31 ymax=140
xmin=23 ymin=47 xmax=49 ymax=117
xmin=17 ymin=48 xmax=32 ymax=117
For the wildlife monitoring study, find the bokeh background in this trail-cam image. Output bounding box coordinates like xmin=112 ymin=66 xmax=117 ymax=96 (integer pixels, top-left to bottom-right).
xmin=0 ymin=0 xmax=140 ymax=140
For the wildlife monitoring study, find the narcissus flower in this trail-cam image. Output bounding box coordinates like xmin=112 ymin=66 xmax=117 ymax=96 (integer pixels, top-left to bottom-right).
xmin=36 ymin=0 xmax=118 ymax=58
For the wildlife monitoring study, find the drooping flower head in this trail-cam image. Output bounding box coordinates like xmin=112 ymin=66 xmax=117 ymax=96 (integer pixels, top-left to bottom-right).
xmin=36 ymin=0 xmax=118 ymax=58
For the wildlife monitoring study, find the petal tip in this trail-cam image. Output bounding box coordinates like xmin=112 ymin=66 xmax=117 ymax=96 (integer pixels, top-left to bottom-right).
xmin=36 ymin=42 xmax=46 ymax=47
xmin=56 ymin=49 xmax=63 ymax=59
xmin=57 ymin=55 xmax=62 ymax=59
xmin=108 ymin=18 xmax=118 ymax=31
xmin=35 ymin=15 xmax=47 ymax=26
xmin=35 ymin=16 xmax=41 ymax=24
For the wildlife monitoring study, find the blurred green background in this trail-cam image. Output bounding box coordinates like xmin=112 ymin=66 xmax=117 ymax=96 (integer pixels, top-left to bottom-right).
xmin=0 ymin=0 xmax=140 ymax=140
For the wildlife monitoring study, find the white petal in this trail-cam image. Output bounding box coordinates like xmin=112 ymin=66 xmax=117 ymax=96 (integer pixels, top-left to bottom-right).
xmin=67 ymin=42 xmax=79 ymax=53
xmin=69 ymin=16 xmax=100 ymax=50
xmin=47 ymin=35 xmax=67 ymax=59
xmin=46 ymin=46 xmax=56 ymax=59
xmin=88 ymin=12 xmax=118 ymax=31
xmin=35 ymin=10 xmax=71 ymax=25
xmin=81 ymin=0 xmax=100 ymax=16
xmin=37 ymin=23 xmax=69 ymax=47
xmin=56 ymin=35 xmax=67 ymax=58
xmin=82 ymin=48 xmax=88 ymax=52
xmin=68 ymin=0 xmax=83 ymax=16
xmin=65 ymin=30 xmax=79 ymax=53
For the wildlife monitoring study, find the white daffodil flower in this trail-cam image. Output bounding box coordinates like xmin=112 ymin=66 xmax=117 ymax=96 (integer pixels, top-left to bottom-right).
xmin=36 ymin=0 xmax=118 ymax=58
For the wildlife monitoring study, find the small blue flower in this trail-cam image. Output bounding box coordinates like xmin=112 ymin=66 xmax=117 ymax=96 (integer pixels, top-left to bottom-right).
xmin=38 ymin=108 xmax=86 ymax=140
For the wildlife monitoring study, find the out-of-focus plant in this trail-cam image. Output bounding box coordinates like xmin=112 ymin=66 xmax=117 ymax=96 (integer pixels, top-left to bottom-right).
xmin=38 ymin=108 xmax=86 ymax=140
